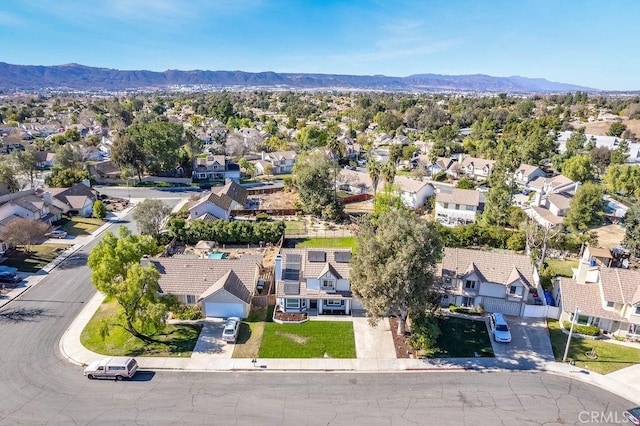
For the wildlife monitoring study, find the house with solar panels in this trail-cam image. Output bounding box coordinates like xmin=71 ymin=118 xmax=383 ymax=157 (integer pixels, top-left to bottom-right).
xmin=274 ymin=248 xmax=362 ymax=315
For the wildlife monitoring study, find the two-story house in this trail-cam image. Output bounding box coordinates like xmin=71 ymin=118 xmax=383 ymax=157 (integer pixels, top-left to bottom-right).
xmin=513 ymin=164 xmax=546 ymax=187
xmin=394 ymin=176 xmax=435 ymax=210
xmin=525 ymin=191 xmax=573 ymax=228
xmin=255 ymin=151 xmax=297 ymax=175
xmin=437 ymin=248 xmax=543 ymax=316
xmin=0 ymin=190 xmax=62 ymax=228
xmin=188 ymin=179 xmax=248 ymax=221
xmin=192 ymin=155 xmax=241 ymax=182
xmin=458 ymin=156 xmax=496 ymax=181
xmin=434 ymin=188 xmax=484 ymax=226
xmin=555 ymin=246 xmax=640 ymax=340
xmin=528 ymin=174 xmax=576 ymax=194
xmin=275 ymin=249 xmax=362 ymax=316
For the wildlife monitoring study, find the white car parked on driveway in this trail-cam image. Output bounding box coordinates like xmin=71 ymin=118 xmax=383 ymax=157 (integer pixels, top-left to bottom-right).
xmin=489 ymin=313 xmax=512 ymax=343
xmin=222 ymin=317 xmax=241 ymax=343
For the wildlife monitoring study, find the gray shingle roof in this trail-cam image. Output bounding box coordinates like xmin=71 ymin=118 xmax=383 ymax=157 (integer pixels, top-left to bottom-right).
xmin=559 ymin=278 xmax=623 ymax=321
xmin=198 ymin=270 xmax=252 ymax=304
xmin=439 ymin=248 xmax=535 ymax=288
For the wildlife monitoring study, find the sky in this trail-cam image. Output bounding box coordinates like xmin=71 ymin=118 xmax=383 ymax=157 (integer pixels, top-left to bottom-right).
xmin=1 ymin=0 xmax=638 ymax=91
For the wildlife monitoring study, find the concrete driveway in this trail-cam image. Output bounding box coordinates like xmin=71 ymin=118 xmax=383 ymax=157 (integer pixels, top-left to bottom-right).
xmin=489 ymin=316 xmax=555 ymax=369
xmin=352 ymin=316 xmax=396 ymax=359
xmin=190 ymin=319 xmax=235 ymax=359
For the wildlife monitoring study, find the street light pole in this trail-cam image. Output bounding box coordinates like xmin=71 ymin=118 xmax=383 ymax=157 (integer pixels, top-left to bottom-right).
xmin=562 ymin=306 xmax=579 ymax=363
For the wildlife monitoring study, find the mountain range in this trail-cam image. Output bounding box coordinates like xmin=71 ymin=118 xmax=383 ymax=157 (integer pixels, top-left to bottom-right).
xmin=0 ymin=62 xmax=597 ymax=93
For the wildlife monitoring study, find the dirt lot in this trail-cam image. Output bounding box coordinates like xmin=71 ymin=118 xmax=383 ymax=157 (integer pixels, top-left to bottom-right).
xmin=592 ymin=224 xmax=625 ymax=249
xmin=249 ymin=190 xmax=299 ymax=210
xmin=572 ymin=118 xmax=640 ymax=137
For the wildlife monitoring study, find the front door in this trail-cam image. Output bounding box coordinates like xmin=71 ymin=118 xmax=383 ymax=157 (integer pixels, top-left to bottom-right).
xmin=310 ymin=299 xmax=317 ymax=309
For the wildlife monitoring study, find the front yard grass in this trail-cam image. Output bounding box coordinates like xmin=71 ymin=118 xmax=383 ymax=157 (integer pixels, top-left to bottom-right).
xmin=429 ymin=316 xmax=494 ymax=358
xmin=259 ymin=320 xmax=356 ymax=358
xmin=55 ymin=216 xmax=104 ymax=236
xmin=2 ymin=244 xmax=65 ymax=273
xmin=81 ymin=299 xmax=202 ymax=358
xmin=232 ymin=306 xmax=270 ymax=358
xmin=294 ymin=237 xmax=357 ymax=250
xmin=547 ymin=319 xmax=640 ymax=375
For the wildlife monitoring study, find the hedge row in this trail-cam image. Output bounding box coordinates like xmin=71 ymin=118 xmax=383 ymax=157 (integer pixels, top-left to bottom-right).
xmin=167 ymin=216 xmax=285 ymax=244
xmin=563 ymin=322 xmax=601 ymax=336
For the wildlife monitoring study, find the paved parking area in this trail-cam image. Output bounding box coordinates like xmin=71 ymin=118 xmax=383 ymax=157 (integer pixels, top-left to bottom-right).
xmin=489 ymin=316 xmax=555 ymax=369
xmin=190 ymin=319 xmax=235 ymax=359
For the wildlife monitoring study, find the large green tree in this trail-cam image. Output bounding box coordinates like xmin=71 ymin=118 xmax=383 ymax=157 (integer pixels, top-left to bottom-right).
xmin=12 ymin=147 xmax=39 ymax=189
xmin=132 ymin=199 xmax=172 ymax=237
xmin=565 ymin=182 xmax=606 ymax=234
xmin=111 ymin=133 xmax=146 ymax=182
xmin=561 ymin=154 xmax=594 ymax=183
xmin=607 ymin=122 xmax=627 ymax=137
xmin=480 ymin=179 xmax=512 ymax=227
xmin=87 ymin=227 xmax=165 ymax=342
xmin=127 ymin=121 xmax=185 ymax=174
xmin=292 ymin=151 xmax=343 ymax=220
xmin=350 ymin=209 xmax=442 ymax=334
xmin=623 ymin=206 xmax=640 ymax=258
xmin=603 ymin=164 xmax=640 ymax=197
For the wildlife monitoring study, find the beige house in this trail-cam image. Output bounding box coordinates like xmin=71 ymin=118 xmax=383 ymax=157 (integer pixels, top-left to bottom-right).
xmin=434 ymin=188 xmax=484 ymax=226
xmin=556 ymin=246 xmax=640 ymax=340
xmin=437 ymin=248 xmax=543 ymax=316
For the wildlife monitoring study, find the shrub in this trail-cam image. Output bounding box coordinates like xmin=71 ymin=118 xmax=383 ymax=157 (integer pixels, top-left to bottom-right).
xmin=255 ymin=212 xmax=270 ymax=222
xmin=407 ymin=311 xmax=441 ymax=354
xmin=563 ymin=322 xmax=600 ymax=336
xmin=448 ymin=305 xmax=483 ymax=316
xmin=172 ymin=304 xmax=203 ymax=320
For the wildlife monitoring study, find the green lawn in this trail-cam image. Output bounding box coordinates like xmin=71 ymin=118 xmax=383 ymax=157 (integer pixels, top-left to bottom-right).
xmin=540 ymin=259 xmax=578 ymax=290
xmin=259 ymin=320 xmax=356 ymax=358
xmin=547 ymin=319 xmax=640 ymax=375
xmin=295 ymin=237 xmax=357 ymax=250
xmin=428 ymin=316 xmax=494 ymax=358
xmin=284 ymin=221 xmax=306 ymax=234
xmin=233 ymin=307 xmax=270 ymax=359
xmin=55 ymin=216 xmax=104 ymax=236
xmin=81 ymin=299 xmax=202 ymax=357
xmin=2 ymin=244 xmax=65 ymax=273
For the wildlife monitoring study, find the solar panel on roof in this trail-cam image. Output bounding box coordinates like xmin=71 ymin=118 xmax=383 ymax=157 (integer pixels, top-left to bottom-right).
xmin=334 ymin=251 xmax=352 ymax=263
xmin=308 ymin=251 xmax=326 ymax=262
xmin=284 ymin=253 xmax=301 ymax=281
xmin=283 ymin=281 xmax=300 ymax=295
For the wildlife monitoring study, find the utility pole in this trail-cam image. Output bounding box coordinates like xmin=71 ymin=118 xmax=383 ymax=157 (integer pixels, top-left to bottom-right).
xmin=562 ymin=306 xmax=579 ymax=363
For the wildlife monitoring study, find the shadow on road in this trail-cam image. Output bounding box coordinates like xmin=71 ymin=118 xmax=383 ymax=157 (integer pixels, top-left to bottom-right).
xmin=57 ymin=252 xmax=88 ymax=270
xmin=129 ymin=371 xmax=156 ymax=382
xmin=0 ymin=307 xmax=56 ymax=323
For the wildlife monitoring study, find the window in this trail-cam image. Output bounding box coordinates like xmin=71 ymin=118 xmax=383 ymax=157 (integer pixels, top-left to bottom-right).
xmin=461 ymin=297 xmax=474 ymax=307
xmin=509 ymin=286 xmax=522 ymax=296
xmin=629 ymin=323 xmax=639 ymax=336
xmin=186 ymin=295 xmax=196 ymax=304
xmin=455 ymin=204 xmax=460 ymax=210
xmin=322 ymin=280 xmax=334 ymax=290
xmin=285 ymin=299 xmax=300 ymax=309
xmin=606 ymin=301 xmax=615 ymax=308
xmin=444 ymin=277 xmax=452 ymax=286
xmin=465 ymin=280 xmax=476 ymax=290
xmin=325 ymin=300 xmax=344 ymax=307
xmin=443 ymin=203 xmax=449 ymax=209
xmin=635 ymin=306 xmax=640 ymax=316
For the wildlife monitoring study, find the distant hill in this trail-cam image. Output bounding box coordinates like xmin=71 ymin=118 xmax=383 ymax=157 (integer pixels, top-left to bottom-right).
xmin=0 ymin=62 xmax=598 ymax=93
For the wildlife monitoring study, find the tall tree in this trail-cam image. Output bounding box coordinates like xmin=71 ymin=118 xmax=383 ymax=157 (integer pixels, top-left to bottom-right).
xmin=366 ymin=159 xmax=381 ymax=196
xmin=132 ymin=199 xmax=172 ymax=237
xmin=607 ymin=122 xmax=627 ymax=137
xmin=480 ymin=179 xmax=512 ymax=227
xmin=292 ymin=151 xmax=343 ymax=220
xmin=12 ymin=147 xmax=39 ymax=189
xmin=623 ymin=206 xmax=640 ymax=258
xmin=111 ymin=133 xmax=146 ymax=182
xmin=561 ymin=154 xmax=594 ymax=183
xmin=0 ymin=159 xmax=19 ymax=192
xmin=87 ymin=226 xmax=165 ymax=343
xmin=380 ymin=161 xmax=396 ymax=187
xmin=565 ymin=182 xmax=606 ymax=234
xmin=610 ymin=139 xmax=630 ymax=165
xmin=350 ymin=209 xmax=442 ymax=334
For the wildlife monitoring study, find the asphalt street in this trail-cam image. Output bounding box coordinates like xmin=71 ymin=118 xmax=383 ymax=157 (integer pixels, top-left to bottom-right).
xmin=0 ymin=196 xmax=635 ymax=425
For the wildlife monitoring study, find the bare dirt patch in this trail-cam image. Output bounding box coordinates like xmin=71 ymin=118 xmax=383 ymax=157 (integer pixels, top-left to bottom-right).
xmin=276 ymin=331 xmax=309 ymax=345
xmin=592 ymin=224 xmax=625 ymax=249
xmin=572 ymin=118 xmax=640 ymax=138
xmin=250 ymin=190 xmax=300 ymax=210
xmin=388 ymin=317 xmax=415 ymax=359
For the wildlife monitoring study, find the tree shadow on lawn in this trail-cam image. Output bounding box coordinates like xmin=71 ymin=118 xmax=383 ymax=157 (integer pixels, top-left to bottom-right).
xmin=431 ymin=316 xmax=494 ymax=358
xmin=123 ymin=324 xmax=203 ymax=357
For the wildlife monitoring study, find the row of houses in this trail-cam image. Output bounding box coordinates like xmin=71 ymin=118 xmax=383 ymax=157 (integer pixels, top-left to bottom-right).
xmin=145 ymin=244 xmax=640 ymax=340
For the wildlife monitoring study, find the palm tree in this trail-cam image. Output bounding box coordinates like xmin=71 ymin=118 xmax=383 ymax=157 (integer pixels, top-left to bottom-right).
xmin=381 ymin=161 xmax=396 ymax=188
xmin=367 ymin=159 xmax=381 ymax=196
xmin=326 ymin=136 xmax=343 ymax=200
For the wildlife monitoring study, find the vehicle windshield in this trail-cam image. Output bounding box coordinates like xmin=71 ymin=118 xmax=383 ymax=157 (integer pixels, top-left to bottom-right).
xmin=223 ymin=328 xmax=233 ymax=335
xmin=496 ymin=325 xmax=509 ymax=332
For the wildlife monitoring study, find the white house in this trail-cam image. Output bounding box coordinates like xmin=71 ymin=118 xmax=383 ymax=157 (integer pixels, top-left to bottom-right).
xmin=188 ymin=180 xmax=248 ymax=221
xmin=557 ymin=131 xmax=640 ymax=164
xmin=434 ymin=188 xmax=484 ymax=226
xmin=556 ymin=246 xmax=640 ymax=340
xmin=255 ymin=151 xmax=297 ymax=175
xmin=458 ymin=156 xmax=496 ymax=181
xmin=437 ymin=247 xmax=544 ymax=316
xmin=513 ymin=164 xmax=546 ymax=186
xmin=394 ymin=176 xmax=434 ymax=209
xmin=44 ymin=181 xmax=99 ymax=217
xmin=275 ymin=249 xmax=362 ymax=316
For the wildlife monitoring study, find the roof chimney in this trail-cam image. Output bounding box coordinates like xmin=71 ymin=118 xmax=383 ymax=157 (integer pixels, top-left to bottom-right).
xmin=274 ymin=254 xmax=282 ymax=282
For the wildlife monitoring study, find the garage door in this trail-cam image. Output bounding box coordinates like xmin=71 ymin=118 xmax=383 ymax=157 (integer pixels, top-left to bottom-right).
xmin=482 ymin=298 xmax=521 ymax=316
xmin=204 ymin=302 xmax=245 ymax=318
